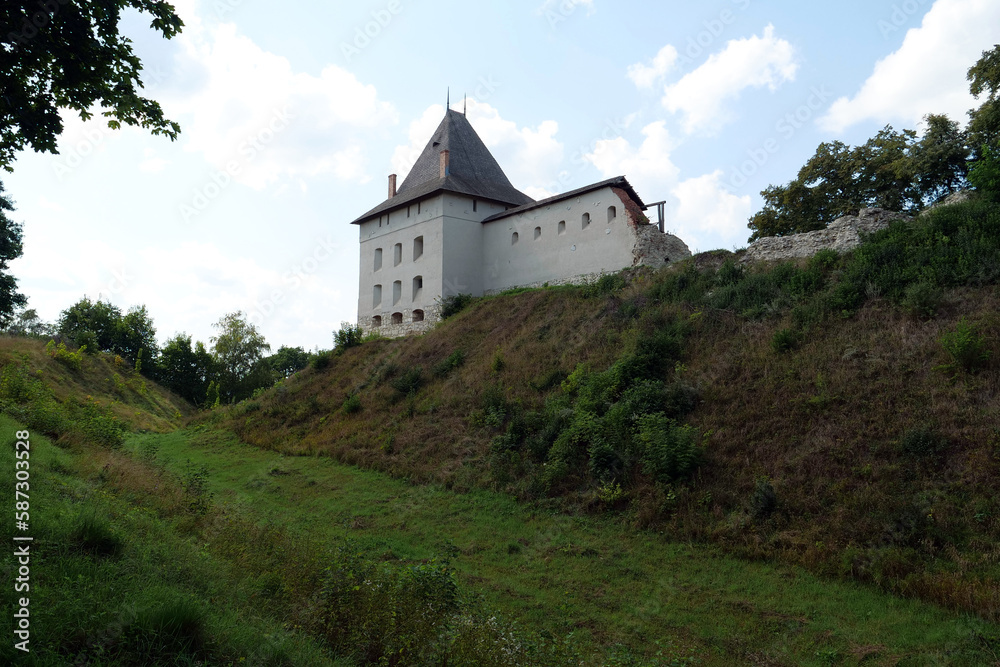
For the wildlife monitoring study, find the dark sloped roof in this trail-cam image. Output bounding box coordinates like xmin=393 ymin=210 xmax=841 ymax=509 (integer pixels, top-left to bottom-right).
xmin=351 ymin=109 xmax=534 ymax=225
xmin=480 ymin=176 xmax=645 ymax=223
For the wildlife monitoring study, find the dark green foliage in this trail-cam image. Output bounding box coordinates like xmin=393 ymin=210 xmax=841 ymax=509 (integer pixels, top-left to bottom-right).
xmin=210 ymin=311 xmax=272 ymax=403
xmin=341 ymin=392 xmax=362 ymax=414
xmin=0 ymin=181 xmax=26 ymax=326
xmin=967 ymin=45 xmax=1000 ymax=152
xmin=771 ymin=327 xmax=801 ymax=353
xmin=57 ymin=298 xmax=159 ymax=368
xmin=204 ymin=380 xmax=220 ymax=409
xmin=433 ymin=349 xmax=465 ymax=377
xmin=439 ymin=293 xmax=474 ymax=319
xmin=156 ymin=334 xmax=216 ymax=405
xmin=583 ymin=271 xmax=628 ymax=297
xmin=72 ymin=509 xmax=123 ymax=557
xmin=182 ymin=462 xmax=213 ymax=515
xmin=390 ymin=366 xmax=424 ymax=397
xmin=833 ymin=201 xmax=1000 ymax=315
xmin=901 ymin=426 xmax=948 ymax=458
xmin=310 ymin=351 xmax=333 ymax=370
xmin=0 ymin=0 xmax=183 ymax=169
xmin=901 ymin=281 xmax=943 ymax=319
xmin=750 ymin=478 xmax=777 ymax=521
xmin=637 ymin=414 xmax=701 ymax=485
xmin=939 ymin=317 xmax=991 ymax=373
xmin=121 ymin=598 xmax=208 ymax=663
xmin=333 ymin=321 xmax=364 ymax=352
xmin=76 ymin=398 xmax=128 ymax=448
xmin=969 ymin=142 xmax=1000 ymax=201
xmin=265 ymin=345 xmax=310 ymax=377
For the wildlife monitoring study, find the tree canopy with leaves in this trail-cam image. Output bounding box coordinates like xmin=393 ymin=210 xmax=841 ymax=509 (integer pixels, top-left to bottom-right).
xmin=0 ymin=182 xmax=27 ymax=326
xmin=746 ymin=46 xmax=1000 ymax=241
xmin=0 ymin=0 xmax=184 ymax=170
xmin=747 ymin=120 xmax=969 ymax=241
xmin=57 ymin=297 xmax=158 ymax=365
xmin=211 ymin=311 xmax=272 ymax=403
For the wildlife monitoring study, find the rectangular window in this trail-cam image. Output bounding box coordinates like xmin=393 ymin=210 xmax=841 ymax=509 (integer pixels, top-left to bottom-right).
xmin=473 ymin=199 xmax=478 ymax=212
xmin=413 ymin=236 xmax=423 ymax=260
xmin=393 ymin=243 xmax=402 ymax=266
xmin=373 ymin=284 xmax=382 ymax=307
xmin=374 ymin=248 xmax=382 ymax=271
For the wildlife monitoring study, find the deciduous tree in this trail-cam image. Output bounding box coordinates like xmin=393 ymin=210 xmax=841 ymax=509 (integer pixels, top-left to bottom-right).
xmin=0 ymin=0 xmax=183 ymax=170
xmin=210 ymin=311 xmax=272 ymax=403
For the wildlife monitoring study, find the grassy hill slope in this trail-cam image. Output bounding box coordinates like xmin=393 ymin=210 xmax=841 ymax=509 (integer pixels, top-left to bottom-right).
xmin=208 ymin=199 xmax=1000 ymax=623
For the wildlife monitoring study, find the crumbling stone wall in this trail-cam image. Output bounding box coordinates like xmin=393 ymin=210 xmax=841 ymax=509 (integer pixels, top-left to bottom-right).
xmin=741 ymin=208 xmax=910 ymax=264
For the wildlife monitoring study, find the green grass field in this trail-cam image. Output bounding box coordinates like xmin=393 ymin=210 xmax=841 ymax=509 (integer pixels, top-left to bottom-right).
xmin=117 ymin=424 xmax=1000 ymax=665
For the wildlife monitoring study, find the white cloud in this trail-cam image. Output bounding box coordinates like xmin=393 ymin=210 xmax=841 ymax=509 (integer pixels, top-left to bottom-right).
xmin=583 ymin=123 xmax=751 ymax=249
xmin=818 ymin=0 xmax=1000 ymax=133
xmin=139 ymin=148 xmax=169 ymax=173
xmin=585 ymin=121 xmax=679 ymax=199
xmin=628 ymin=45 xmax=679 ymax=90
xmin=671 ymin=171 xmax=753 ymax=250
xmin=390 ymin=100 xmax=564 ymax=196
xmin=662 ymin=25 xmax=798 ymax=135
xmin=165 ymin=22 xmax=397 ymax=189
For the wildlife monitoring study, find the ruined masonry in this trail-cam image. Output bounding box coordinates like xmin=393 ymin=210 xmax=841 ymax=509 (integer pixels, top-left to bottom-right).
xmin=351 ymin=108 xmax=692 ymax=337
xmin=741 ymin=208 xmax=911 ymax=264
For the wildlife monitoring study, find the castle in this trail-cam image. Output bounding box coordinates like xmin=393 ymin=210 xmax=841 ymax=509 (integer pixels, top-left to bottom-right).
xmin=352 ymin=107 xmax=692 ymax=336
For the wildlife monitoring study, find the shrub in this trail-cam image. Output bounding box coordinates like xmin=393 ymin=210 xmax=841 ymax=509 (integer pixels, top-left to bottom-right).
xmin=333 ymin=321 xmax=364 ymax=352
xmin=390 ymin=366 xmax=424 ymax=396
xmin=939 ymin=317 xmax=991 ymax=373
xmin=901 ymin=425 xmax=948 ymax=458
xmin=439 ymin=293 xmax=474 ymax=319
xmin=771 ymin=327 xmax=801 ymax=353
xmin=310 ymin=351 xmax=333 ymax=370
xmin=637 ymin=414 xmax=701 ymax=485
xmin=750 ymin=477 xmax=777 ymax=521
xmin=341 ymin=392 xmax=362 ymax=414
xmin=75 ymin=398 xmax=128 ymax=448
xmin=901 ymin=281 xmax=942 ymax=318
xmin=45 ymin=339 xmax=84 ymax=370
xmin=583 ymin=271 xmax=627 ymax=297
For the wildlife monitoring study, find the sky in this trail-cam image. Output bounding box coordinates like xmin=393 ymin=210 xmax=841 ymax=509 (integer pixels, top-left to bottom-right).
xmin=4 ymin=0 xmax=998 ymax=351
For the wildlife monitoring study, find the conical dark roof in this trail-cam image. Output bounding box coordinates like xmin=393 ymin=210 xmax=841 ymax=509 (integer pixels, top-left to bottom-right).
xmin=351 ymin=109 xmax=534 ymax=224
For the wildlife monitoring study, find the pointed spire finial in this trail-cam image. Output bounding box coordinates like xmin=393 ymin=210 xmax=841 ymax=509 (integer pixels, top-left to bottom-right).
xmin=463 ymin=93 xmax=467 ymax=116
xmin=447 ymin=87 xmax=450 ymax=110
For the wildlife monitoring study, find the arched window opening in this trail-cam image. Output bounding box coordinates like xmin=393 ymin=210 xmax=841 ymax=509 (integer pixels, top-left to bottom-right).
xmin=608 ymin=206 xmax=617 ymax=223
xmin=412 ymin=309 xmax=424 ymax=323
xmin=393 ymin=243 xmax=402 ymax=267
xmin=392 ymin=280 xmax=402 ymax=305
xmin=374 ymin=247 xmax=382 ymax=271
xmin=372 ymin=315 xmax=382 ymax=327
xmin=582 ymin=212 xmax=591 ymax=229
xmin=413 ymin=236 xmax=423 ymax=260
xmin=391 ymin=312 xmax=403 ymax=325
xmin=373 ymin=284 xmax=382 ymax=307
xmin=558 ymin=220 xmax=566 ymax=235
xmin=533 ymin=226 xmax=541 ymax=240
xmin=412 ymin=275 xmax=423 ymax=300
xmin=512 ymin=232 xmax=519 ymax=245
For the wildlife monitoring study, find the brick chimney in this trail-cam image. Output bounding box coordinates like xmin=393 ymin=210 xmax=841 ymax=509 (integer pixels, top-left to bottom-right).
xmin=439 ymin=150 xmax=450 ymax=178
xmin=388 ymin=173 xmax=397 ymax=198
